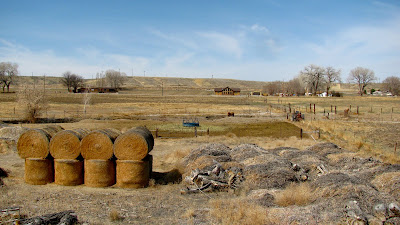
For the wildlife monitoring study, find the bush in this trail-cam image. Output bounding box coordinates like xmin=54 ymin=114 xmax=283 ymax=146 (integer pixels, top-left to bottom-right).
xmin=331 ymin=91 xmax=343 ymax=97
xmin=17 ymin=86 xmax=48 ymax=123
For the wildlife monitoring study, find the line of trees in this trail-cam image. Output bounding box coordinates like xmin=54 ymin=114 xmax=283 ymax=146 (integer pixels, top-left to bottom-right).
xmin=263 ymin=65 xmax=400 ymax=97
xmin=62 ymin=69 xmax=127 ymax=92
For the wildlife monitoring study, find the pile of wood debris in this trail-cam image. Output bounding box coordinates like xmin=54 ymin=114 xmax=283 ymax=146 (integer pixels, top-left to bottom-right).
xmin=181 ymin=164 xmax=243 ymax=194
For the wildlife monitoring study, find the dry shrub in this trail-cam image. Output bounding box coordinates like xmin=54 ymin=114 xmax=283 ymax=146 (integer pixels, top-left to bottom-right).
xmin=109 ymin=209 xmax=123 ymax=221
xmin=225 ymin=132 xmax=237 ymax=138
xmin=17 ymin=85 xmax=48 ymax=123
xmin=275 ymin=182 xmax=314 ymax=207
xmin=210 ymin=198 xmax=270 ymax=225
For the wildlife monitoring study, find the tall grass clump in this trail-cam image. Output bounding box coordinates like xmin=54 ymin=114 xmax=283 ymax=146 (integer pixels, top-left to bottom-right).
xmin=275 ymin=182 xmax=314 ymax=207
xmin=210 ymin=198 xmax=270 ymax=225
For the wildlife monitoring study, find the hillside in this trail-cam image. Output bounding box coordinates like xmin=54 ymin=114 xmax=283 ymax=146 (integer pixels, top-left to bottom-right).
xmin=16 ymin=76 xmax=269 ymax=91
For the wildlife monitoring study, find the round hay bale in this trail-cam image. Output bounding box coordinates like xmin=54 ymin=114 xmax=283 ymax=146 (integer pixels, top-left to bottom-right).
xmin=84 ymin=159 xmax=116 ymax=187
xmin=24 ymin=158 xmax=54 ymax=185
xmin=113 ymin=127 xmax=154 ymax=160
xmin=54 ymin=159 xmax=83 ymax=186
xmin=116 ymin=159 xmax=150 ymax=188
xmin=17 ymin=125 xmax=64 ymax=159
xmin=80 ymin=129 xmax=121 ymax=160
xmin=49 ymin=129 xmax=90 ymax=159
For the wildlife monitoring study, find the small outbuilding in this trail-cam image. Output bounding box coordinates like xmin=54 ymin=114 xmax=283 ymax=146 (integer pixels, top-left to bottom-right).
xmin=77 ymin=87 xmax=118 ymax=93
xmin=214 ymin=87 xmax=241 ymax=95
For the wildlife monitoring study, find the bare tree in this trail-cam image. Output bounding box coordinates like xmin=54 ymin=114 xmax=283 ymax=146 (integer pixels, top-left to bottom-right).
xmin=70 ymin=74 xmax=84 ymax=93
xmin=61 ymin=71 xmax=73 ymax=92
xmin=61 ymin=72 xmax=84 ymax=93
xmin=299 ymin=65 xmax=325 ymax=95
xmin=286 ymin=77 xmax=305 ymax=96
xmin=95 ymin=72 xmax=106 ymax=87
xmin=0 ymin=62 xmax=18 ymax=92
xmin=325 ymin=66 xmax=341 ymax=94
xmin=105 ymin=70 xmax=126 ymax=89
xmin=262 ymin=81 xmax=282 ymax=96
xmin=382 ymin=76 xmax=400 ymax=96
xmin=82 ymin=90 xmax=91 ymax=116
xmin=348 ymin=67 xmax=376 ymax=96
xmin=17 ymin=85 xmax=48 ymax=123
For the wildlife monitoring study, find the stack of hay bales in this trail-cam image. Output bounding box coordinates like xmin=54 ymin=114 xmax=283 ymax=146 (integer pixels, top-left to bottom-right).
xmin=114 ymin=127 xmax=154 ymax=188
xmin=80 ymin=128 xmax=121 ymax=187
xmin=17 ymin=126 xmax=154 ymax=189
xmin=17 ymin=125 xmax=64 ymax=185
xmin=50 ymin=129 xmax=89 ymax=186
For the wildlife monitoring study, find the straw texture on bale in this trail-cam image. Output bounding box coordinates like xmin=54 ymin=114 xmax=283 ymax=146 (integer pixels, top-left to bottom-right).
xmin=49 ymin=129 xmax=90 ymax=159
xmin=80 ymin=128 xmax=121 ymax=160
xmin=116 ymin=159 xmax=150 ymax=188
xmin=114 ymin=127 xmax=154 ymax=160
xmin=54 ymin=159 xmax=83 ymax=186
xmin=24 ymin=158 xmax=54 ymax=185
xmin=17 ymin=125 xmax=64 ymax=159
xmin=84 ymin=159 xmax=116 ymax=187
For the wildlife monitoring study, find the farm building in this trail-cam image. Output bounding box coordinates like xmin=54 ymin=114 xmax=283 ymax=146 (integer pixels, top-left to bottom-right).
xmin=77 ymin=87 xmax=118 ymax=93
xmin=214 ymin=87 xmax=241 ymax=95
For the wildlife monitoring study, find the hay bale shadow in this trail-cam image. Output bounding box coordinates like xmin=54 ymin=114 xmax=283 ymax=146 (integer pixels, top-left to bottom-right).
xmin=151 ymin=169 xmax=182 ymax=185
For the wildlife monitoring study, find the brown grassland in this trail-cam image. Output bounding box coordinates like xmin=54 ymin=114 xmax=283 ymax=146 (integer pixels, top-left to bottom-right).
xmin=0 ymin=76 xmax=399 ymax=224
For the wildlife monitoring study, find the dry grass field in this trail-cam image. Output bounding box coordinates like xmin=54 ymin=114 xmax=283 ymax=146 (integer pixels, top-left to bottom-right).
xmin=1 ymin=76 xmax=400 ymax=224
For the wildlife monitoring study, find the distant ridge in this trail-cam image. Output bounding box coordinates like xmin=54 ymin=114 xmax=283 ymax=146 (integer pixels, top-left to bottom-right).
xmin=18 ymin=76 xmax=269 ymax=91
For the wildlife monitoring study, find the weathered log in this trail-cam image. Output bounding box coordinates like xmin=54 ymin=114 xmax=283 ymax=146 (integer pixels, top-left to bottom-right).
xmin=19 ymin=210 xmax=77 ymax=225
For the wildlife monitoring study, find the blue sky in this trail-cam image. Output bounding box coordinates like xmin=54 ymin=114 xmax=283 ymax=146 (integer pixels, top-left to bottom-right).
xmin=1 ymin=0 xmax=399 ymax=81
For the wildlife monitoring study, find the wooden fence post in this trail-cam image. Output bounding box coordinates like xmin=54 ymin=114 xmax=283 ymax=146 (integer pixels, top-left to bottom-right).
xmin=194 ymin=127 xmax=197 ymax=137
xmin=335 ymin=106 xmax=337 ymax=114
xmin=155 ymin=128 xmax=159 ymax=138
xmin=313 ymin=104 xmax=315 ymax=114
xmin=300 ymin=128 xmax=303 ymax=139
xmin=207 ymin=128 xmax=210 ymax=136
xmin=357 ymin=106 xmax=359 ymax=115
xmin=318 ymin=130 xmax=321 ymax=139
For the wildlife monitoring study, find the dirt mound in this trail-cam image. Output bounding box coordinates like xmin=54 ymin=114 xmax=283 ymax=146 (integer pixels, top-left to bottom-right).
xmin=353 ymin=163 xmax=400 ymax=183
xmin=306 ymin=142 xmax=343 ymax=157
xmin=0 ymin=126 xmax=29 ymax=142
xmin=371 ymin=172 xmax=400 ymax=200
xmin=242 ymin=153 xmax=287 ymax=166
xmin=182 ymin=143 xmax=231 ymax=166
xmin=244 ymin=164 xmax=297 ymax=190
xmin=230 ymin=144 xmax=264 ymax=162
xmin=278 ymin=149 xmax=319 ymax=160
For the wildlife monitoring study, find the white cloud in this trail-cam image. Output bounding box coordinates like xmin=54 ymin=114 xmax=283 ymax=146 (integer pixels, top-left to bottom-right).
xmin=0 ymin=39 xmax=151 ymax=78
xmin=250 ymin=24 xmax=269 ymax=33
xmin=197 ymin=31 xmax=243 ymax=58
xmin=302 ymin=16 xmax=400 ymax=78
